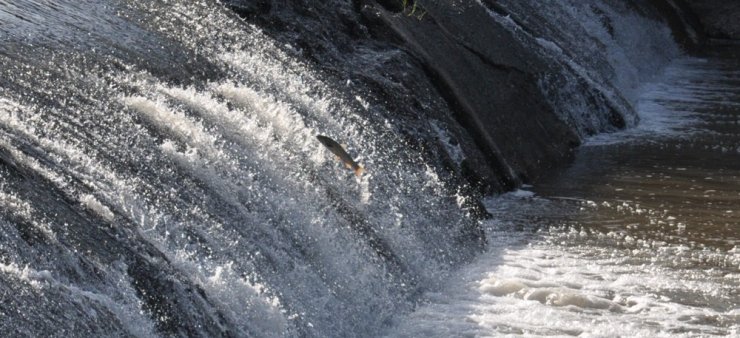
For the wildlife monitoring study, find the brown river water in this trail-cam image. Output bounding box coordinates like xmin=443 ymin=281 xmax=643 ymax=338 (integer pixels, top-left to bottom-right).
xmin=537 ymin=45 xmax=740 ymax=251
xmin=388 ymin=45 xmax=740 ymax=337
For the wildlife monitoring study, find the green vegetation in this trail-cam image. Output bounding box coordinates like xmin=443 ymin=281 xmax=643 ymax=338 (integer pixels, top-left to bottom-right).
xmin=401 ymin=0 xmax=427 ymax=20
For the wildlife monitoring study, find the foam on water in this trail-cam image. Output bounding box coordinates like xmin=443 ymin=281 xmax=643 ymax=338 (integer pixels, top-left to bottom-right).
xmin=586 ymin=58 xmax=737 ymax=145
xmin=386 ymin=51 xmax=740 ymax=337
xmin=585 ymin=58 xmax=712 ymax=146
xmin=1 ymin=0 xmax=734 ymax=336
xmin=0 ymin=1 xmax=483 ymax=335
xmin=388 ymin=193 xmax=740 ymax=337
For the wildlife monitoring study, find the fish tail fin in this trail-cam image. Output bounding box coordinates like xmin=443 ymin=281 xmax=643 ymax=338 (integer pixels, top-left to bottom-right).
xmin=354 ymin=166 xmax=365 ymax=177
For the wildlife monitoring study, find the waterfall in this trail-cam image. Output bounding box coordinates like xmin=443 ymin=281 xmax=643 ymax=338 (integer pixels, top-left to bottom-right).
xmin=0 ymin=0 xmax=687 ymax=336
xmin=479 ymin=0 xmax=681 ymax=137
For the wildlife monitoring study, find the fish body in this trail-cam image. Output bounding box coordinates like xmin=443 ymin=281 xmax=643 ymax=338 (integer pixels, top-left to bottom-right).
xmin=316 ymin=135 xmax=365 ymax=177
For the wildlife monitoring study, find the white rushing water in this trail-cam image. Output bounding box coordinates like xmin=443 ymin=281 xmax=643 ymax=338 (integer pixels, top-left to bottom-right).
xmin=386 ymin=56 xmax=740 ymax=337
xmin=0 ymin=1 xmax=482 ymax=336
xmin=483 ymin=0 xmax=681 ymax=139
xmin=1 ymin=0 xmax=733 ymax=337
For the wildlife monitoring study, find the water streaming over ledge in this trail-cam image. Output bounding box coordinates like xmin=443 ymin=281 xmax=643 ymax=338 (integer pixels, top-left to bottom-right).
xmin=0 ymin=1 xmax=486 ymax=336
xmin=0 ymin=0 xmax=729 ymax=337
xmin=387 ymin=50 xmax=740 ymax=337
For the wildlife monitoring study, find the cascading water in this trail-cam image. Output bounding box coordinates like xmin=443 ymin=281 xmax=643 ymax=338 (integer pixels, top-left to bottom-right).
xmin=388 ymin=54 xmax=740 ymax=337
xmin=1 ymin=0 xmax=733 ymax=337
xmin=385 ymin=2 xmax=739 ymax=337
xmin=479 ymin=0 xmax=681 ymax=137
xmin=0 ymin=1 xmax=484 ymax=336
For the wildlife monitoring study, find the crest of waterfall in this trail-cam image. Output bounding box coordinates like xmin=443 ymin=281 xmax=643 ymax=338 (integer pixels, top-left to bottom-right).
xmin=0 ymin=0 xmax=684 ymax=336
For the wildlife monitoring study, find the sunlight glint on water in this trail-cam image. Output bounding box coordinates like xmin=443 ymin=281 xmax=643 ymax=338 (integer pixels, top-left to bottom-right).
xmin=386 ymin=54 xmax=740 ymax=338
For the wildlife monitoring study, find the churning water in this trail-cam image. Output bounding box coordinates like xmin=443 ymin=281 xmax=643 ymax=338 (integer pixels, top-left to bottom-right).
xmin=0 ymin=0 xmax=737 ymax=337
xmin=387 ymin=50 xmax=740 ymax=337
xmin=0 ymin=1 xmax=484 ymax=336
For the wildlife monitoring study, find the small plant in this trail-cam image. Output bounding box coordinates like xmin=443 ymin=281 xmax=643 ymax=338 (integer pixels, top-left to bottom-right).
xmin=401 ymin=0 xmax=427 ymax=20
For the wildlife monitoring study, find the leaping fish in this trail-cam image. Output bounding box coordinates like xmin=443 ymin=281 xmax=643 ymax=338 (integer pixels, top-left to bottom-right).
xmin=316 ymin=135 xmax=365 ymax=177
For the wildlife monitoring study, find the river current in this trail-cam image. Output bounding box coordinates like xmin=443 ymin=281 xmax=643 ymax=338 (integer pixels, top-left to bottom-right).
xmin=388 ymin=46 xmax=740 ymax=337
xmin=1 ymin=1 xmax=737 ymax=336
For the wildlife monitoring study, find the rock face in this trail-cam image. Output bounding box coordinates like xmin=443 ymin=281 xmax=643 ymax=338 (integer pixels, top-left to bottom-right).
xmin=685 ymin=0 xmax=740 ymax=40
xmin=224 ymin=0 xmax=695 ymax=195
xmin=0 ymin=1 xmax=720 ymax=337
xmin=373 ymin=1 xmax=582 ymax=190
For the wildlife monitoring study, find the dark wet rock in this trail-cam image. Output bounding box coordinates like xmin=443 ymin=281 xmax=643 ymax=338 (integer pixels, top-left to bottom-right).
xmin=374 ymin=1 xmax=581 ymax=190
xmin=642 ymin=0 xmax=707 ymax=50
xmin=0 ymin=1 xmax=713 ymax=336
xmin=685 ymin=0 xmax=740 ymax=40
xmin=225 ymin=0 xmax=695 ymax=197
